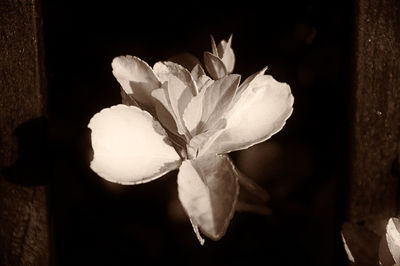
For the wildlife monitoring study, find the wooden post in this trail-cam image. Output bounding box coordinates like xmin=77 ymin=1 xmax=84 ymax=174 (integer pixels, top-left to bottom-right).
xmin=0 ymin=0 xmax=49 ymax=265
xmin=349 ymin=0 xmax=400 ymax=232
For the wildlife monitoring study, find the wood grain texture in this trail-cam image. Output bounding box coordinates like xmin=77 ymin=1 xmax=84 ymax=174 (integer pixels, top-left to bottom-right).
xmin=349 ymin=0 xmax=400 ymax=232
xmin=0 ymin=0 xmax=49 ymax=265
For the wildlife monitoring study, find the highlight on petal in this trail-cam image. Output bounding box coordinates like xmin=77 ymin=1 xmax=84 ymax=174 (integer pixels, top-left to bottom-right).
xmin=112 ymin=56 xmax=161 ymax=111
xmin=203 ymin=73 xmax=294 ymax=155
xmin=382 ymin=217 xmax=400 ymax=265
xmin=88 ymin=104 xmax=181 ymax=184
xmin=204 ymin=51 xmax=228 ymax=80
xmin=177 ymin=154 xmax=239 ymax=242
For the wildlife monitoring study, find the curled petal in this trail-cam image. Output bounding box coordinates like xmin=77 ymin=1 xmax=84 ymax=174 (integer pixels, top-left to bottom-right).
xmin=153 ymin=61 xmax=197 ymax=96
xmin=204 ymin=51 xmax=228 ymax=80
xmin=177 ymin=154 xmax=239 ymax=241
xmin=112 ymin=56 xmax=161 ymax=112
xmin=88 ymin=105 xmax=181 ymax=184
xmin=204 ymin=73 xmax=294 ymax=155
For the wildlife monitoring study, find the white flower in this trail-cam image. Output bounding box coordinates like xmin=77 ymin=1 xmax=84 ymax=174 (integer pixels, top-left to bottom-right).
xmin=88 ymin=39 xmax=294 ymax=244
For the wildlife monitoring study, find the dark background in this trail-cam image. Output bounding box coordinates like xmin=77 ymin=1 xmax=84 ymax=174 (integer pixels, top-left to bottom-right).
xmin=43 ymin=1 xmax=353 ymax=265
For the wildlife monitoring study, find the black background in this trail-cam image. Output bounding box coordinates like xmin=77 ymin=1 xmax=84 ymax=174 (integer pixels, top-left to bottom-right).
xmin=43 ymin=1 xmax=353 ymax=265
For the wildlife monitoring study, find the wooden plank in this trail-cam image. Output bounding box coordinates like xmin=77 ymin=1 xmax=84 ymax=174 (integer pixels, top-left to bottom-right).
xmin=0 ymin=0 xmax=49 ymax=265
xmin=349 ymin=0 xmax=400 ymax=232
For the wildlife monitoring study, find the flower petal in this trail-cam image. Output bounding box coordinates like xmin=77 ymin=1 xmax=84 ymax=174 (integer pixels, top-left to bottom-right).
xmin=153 ymin=61 xmax=197 ymax=96
xmin=88 ymin=105 xmax=181 ymax=184
xmin=200 ymin=74 xmax=241 ymax=131
xmin=217 ymin=34 xmax=235 ymax=73
xmin=204 ymin=74 xmax=294 ymax=155
xmin=182 ymin=87 xmax=207 ymax=135
xmin=177 ymin=154 xmax=239 ymax=241
xmin=152 ymin=85 xmax=187 ymax=137
xmin=153 ymin=61 xmax=199 ymax=137
xmin=204 ymin=51 xmax=228 ymax=80
xmin=191 ymin=64 xmax=213 ymax=92
xmin=182 ymin=74 xmax=239 ymax=137
xmin=112 ymin=56 xmax=161 ymax=112
xmin=386 ymin=217 xmax=400 ymax=264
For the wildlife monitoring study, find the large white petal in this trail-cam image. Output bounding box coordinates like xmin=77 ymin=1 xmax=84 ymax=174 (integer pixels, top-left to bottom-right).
xmin=88 ymin=105 xmax=181 ymax=184
xmin=177 ymin=154 xmax=239 ymax=241
xmin=112 ymin=56 xmax=161 ymax=112
xmin=204 ymin=74 xmax=294 ymax=155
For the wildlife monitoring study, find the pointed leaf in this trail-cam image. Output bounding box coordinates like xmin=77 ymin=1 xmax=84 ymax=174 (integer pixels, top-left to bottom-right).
xmin=177 ymin=154 xmax=239 ymax=240
xmin=204 ymin=74 xmax=294 ymax=155
xmin=204 ymin=51 xmax=228 ymax=80
xmin=88 ymin=105 xmax=181 ymax=184
xmin=112 ymin=56 xmax=161 ymax=112
xmin=210 ymin=35 xmax=218 ymax=56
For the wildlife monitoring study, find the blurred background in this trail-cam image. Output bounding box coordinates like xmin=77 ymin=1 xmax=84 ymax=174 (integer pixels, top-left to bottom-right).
xmin=43 ymin=0 xmax=353 ymax=265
